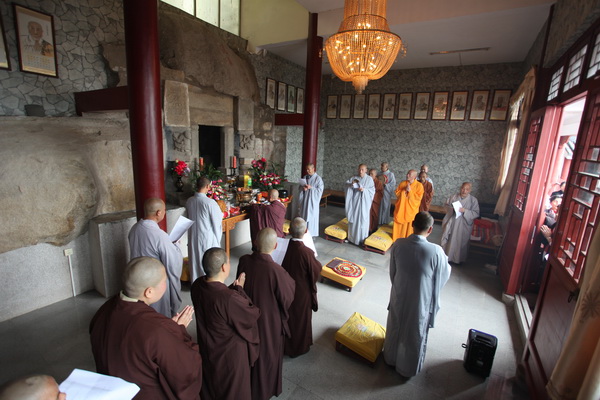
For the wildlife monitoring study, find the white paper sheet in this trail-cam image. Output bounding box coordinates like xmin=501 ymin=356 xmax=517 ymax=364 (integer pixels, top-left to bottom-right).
xmin=271 ymin=233 xmax=318 ymax=265
xmin=169 ymin=216 xmax=194 ymax=242
xmin=352 ymin=182 xmax=360 ymax=189
xmin=299 ymin=178 xmax=308 ymax=186
xmin=452 ymin=201 xmax=463 ymax=219
xmin=59 ymin=369 xmax=140 ymax=400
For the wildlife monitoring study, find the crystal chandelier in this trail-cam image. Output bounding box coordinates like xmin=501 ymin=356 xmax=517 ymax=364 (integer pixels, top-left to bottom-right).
xmin=324 ymin=0 xmax=406 ymax=94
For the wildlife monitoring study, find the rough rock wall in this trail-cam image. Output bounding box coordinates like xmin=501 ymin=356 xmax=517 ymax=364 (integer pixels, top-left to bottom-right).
xmin=0 ymin=116 xmax=134 ymax=254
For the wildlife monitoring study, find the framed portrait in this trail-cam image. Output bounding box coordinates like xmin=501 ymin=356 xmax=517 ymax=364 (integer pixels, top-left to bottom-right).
xmin=432 ymin=91 xmax=449 ymax=120
xmin=382 ymin=93 xmax=396 ymax=119
xmin=326 ymin=95 xmax=338 ymax=119
xmin=353 ymin=94 xmax=366 ymax=118
xmin=367 ymin=94 xmax=381 ymax=119
xmin=490 ymin=90 xmax=512 ymax=121
xmin=0 ymin=15 xmax=10 ymax=70
xmin=14 ymin=5 xmax=58 ymax=77
xmin=277 ymin=82 xmax=286 ymax=111
xmin=414 ymin=93 xmax=430 ymax=120
xmin=265 ymin=78 xmax=276 ymax=109
xmin=296 ymin=88 xmax=304 ymax=114
xmin=450 ymin=91 xmax=468 ymax=121
xmin=287 ymin=85 xmax=296 ymax=112
xmin=339 ymin=94 xmax=352 ymax=119
xmin=469 ymin=90 xmax=489 ymax=121
xmin=397 ymin=93 xmax=412 ymax=120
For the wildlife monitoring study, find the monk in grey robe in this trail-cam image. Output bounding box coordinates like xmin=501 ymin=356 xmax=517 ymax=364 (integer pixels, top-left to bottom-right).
xmin=90 ymin=257 xmax=201 ymax=399
xmin=378 ymin=162 xmax=396 ymax=224
xmin=345 ymin=164 xmax=375 ymax=245
xmin=236 ymin=228 xmax=295 ymax=400
xmin=384 ymin=212 xmax=451 ymax=377
xmin=186 ymin=177 xmax=223 ymax=282
xmin=281 ymin=218 xmax=321 ymax=357
xmin=441 ymin=182 xmax=480 ymax=264
xmin=129 ymin=198 xmax=183 ymax=317
xmin=298 ymin=163 xmax=324 ymax=237
xmin=191 ymin=248 xmax=260 ymax=400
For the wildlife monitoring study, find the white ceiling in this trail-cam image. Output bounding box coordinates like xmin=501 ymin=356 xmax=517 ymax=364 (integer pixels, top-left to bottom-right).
xmin=257 ymin=0 xmax=556 ymax=74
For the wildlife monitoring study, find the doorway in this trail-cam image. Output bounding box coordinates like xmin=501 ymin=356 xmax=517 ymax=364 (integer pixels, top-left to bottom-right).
xmin=199 ymin=125 xmax=222 ymax=168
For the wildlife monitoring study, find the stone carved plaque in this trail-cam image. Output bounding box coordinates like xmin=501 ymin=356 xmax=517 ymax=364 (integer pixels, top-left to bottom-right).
xmin=164 ymin=80 xmax=190 ymax=127
xmin=172 ymin=129 xmax=192 ymax=153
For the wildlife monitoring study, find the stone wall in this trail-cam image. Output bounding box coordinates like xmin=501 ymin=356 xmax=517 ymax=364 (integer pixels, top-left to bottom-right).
xmin=320 ymin=63 xmax=523 ymax=206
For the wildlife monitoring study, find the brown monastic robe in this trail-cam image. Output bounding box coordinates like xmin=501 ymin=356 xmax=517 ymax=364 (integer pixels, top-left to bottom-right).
xmin=249 ymin=201 xmax=287 ymax=244
xmin=419 ymin=180 xmax=434 ymax=212
xmin=236 ymin=252 xmax=296 ymax=400
xmin=89 ymin=296 xmax=202 ymax=400
xmin=281 ymin=239 xmax=322 ymax=357
xmin=370 ymin=176 xmax=384 ymax=232
xmin=191 ymin=277 xmax=261 ymax=400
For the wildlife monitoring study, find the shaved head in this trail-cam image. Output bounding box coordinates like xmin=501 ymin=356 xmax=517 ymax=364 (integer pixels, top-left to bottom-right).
xmin=196 ymin=177 xmax=210 ymax=190
xmin=144 ymin=198 xmax=165 ymax=217
xmin=269 ymin=189 xmax=279 ymax=201
xmin=123 ymin=257 xmax=166 ymax=298
xmin=413 ymin=212 xmax=434 ymax=233
xmin=369 ymin=168 xmax=377 ymax=177
xmin=256 ymin=228 xmax=277 ymax=253
xmin=0 ymin=375 xmax=65 ymax=400
xmin=290 ymin=217 xmax=307 ymax=239
xmin=202 ymin=247 xmax=228 ymax=278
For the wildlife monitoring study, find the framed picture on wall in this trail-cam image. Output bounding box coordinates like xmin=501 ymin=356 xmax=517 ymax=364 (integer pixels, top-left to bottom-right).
xmin=397 ymin=93 xmax=412 ymax=120
xmin=353 ymin=94 xmax=366 ymax=118
xmin=13 ymin=4 xmax=58 ymax=77
xmin=326 ymin=95 xmax=338 ymax=119
xmin=367 ymin=94 xmax=381 ymax=119
xmin=469 ymin=90 xmax=489 ymax=120
xmin=277 ymin=82 xmax=286 ymax=111
xmin=414 ymin=93 xmax=430 ymax=120
xmin=296 ymin=88 xmax=304 ymax=114
xmin=490 ymin=90 xmax=512 ymax=120
xmin=382 ymin=93 xmax=396 ymax=119
xmin=432 ymin=91 xmax=449 ymax=120
xmin=450 ymin=91 xmax=468 ymax=121
xmin=266 ymin=78 xmax=276 ymax=109
xmin=339 ymin=94 xmax=352 ymax=119
xmin=287 ymin=85 xmax=296 ymax=112
xmin=0 ymin=15 xmax=10 ymax=70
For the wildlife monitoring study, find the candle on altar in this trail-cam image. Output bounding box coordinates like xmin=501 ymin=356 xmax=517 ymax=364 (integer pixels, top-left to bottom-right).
xmin=231 ymin=156 xmax=237 ymax=169
xmin=199 ymin=157 xmax=204 ymax=169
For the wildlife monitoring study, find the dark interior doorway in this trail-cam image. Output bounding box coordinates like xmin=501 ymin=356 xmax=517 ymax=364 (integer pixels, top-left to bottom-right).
xmin=199 ymin=125 xmax=222 ymax=168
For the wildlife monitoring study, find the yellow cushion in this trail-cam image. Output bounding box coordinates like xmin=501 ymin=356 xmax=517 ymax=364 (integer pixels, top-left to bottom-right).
xmin=380 ymin=223 xmax=393 ymax=234
xmin=325 ymin=218 xmax=349 ymax=240
xmin=321 ymin=257 xmax=366 ymax=288
xmin=283 ymin=219 xmax=290 ymax=234
xmin=335 ymin=312 xmax=386 ymax=362
xmin=364 ymin=228 xmax=394 ymax=252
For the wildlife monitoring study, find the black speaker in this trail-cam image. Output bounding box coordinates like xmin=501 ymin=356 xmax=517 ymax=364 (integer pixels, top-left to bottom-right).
xmin=462 ymin=328 xmax=497 ymax=377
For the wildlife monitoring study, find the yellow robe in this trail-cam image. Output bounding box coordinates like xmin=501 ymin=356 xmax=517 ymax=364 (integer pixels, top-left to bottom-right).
xmin=393 ymin=180 xmax=424 ymax=240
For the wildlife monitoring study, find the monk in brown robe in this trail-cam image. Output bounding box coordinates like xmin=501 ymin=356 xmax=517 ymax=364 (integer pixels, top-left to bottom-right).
xmin=281 ymin=218 xmax=321 ymax=357
xmin=418 ymin=171 xmax=434 ymax=212
xmin=369 ymin=168 xmax=384 ymax=232
xmin=249 ymin=189 xmax=287 ymax=244
xmin=90 ymin=257 xmax=201 ymax=400
xmin=236 ymin=228 xmax=295 ymax=400
xmin=393 ymin=169 xmax=424 ymax=240
xmin=191 ymin=248 xmax=261 ymax=400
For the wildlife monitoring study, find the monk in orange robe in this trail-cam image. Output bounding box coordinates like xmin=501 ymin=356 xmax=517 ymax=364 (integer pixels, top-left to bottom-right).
xmin=393 ymin=169 xmax=424 ymax=240
xmin=418 ymin=171 xmax=434 ymax=212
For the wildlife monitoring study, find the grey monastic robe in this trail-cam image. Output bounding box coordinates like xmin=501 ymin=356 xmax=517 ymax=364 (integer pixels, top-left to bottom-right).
xmin=379 ymin=169 xmax=396 ymax=224
xmin=441 ymin=193 xmax=480 ymax=263
xmin=298 ymin=172 xmax=324 ymax=237
xmin=384 ymin=234 xmax=451 ymax=377
xmin=345 ymin=174 xmax=375 ymax=245
xmin=186 ymin=192 xmax=223 ymax=282
xmin=128 ymin=219 xmax=183 ymax=318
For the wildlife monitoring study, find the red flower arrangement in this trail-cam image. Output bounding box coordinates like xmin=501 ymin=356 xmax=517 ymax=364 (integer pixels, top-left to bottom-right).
xmin=206 ymin=179 xmax=226 ymax=201
xmin=250 ymin=158 xmax=286 ymax=191
xmin=171 ymin=160 xmax=190 ymax=177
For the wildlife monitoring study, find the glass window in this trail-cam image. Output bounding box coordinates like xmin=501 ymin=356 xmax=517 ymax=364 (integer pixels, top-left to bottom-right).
xmin=548 ymin=67 xmax=563 ymax=101
xmin=587 ymin=33 xmax=600 ymax=78
xmin=197 ymin=0 xmax=219 ymax=27
xmin=162 ymin=0 xmax=195 ymax=15
xmin=563 ymin=45 xmax=588 ymax=92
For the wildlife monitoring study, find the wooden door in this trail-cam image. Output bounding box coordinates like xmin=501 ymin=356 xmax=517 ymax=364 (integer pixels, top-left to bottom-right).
xmin=522 ymin=90 xmax=600 ymax=398
xmin=498 ymin=107 xmax=559 ymax=295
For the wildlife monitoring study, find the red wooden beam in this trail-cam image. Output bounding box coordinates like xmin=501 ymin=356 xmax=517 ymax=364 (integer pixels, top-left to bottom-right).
xmin=275 ymin=113 xmax=304 ymax=126
xmin=74 ymin=86 xmax=129 ymax=116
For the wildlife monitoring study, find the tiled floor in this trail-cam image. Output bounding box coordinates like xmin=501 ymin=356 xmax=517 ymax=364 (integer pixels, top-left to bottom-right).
xmin=0 ymin=206 xmax=529 ymax=399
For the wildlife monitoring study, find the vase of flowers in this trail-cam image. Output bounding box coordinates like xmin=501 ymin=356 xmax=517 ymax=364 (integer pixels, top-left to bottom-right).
xmin=171 ymin=160 xmax=190 ymax=192
xmin=250 ymin=158 xmax=287 ymax=191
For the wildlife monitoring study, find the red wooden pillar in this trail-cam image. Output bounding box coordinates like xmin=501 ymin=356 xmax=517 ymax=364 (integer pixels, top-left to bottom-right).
xmin=302 ymin=13 xmax=323 ymax=175
xmin=123 ymin=0 xmax=166 ymax=230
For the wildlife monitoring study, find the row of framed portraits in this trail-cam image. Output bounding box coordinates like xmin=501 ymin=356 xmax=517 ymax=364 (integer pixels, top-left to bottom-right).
xmin=326 ymin=89 xmax=512 ymax=121
xmin=265 ymin=78 xmax=305 ymax=114
xmin=0 ymin=4 xmax=59 ymax=77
